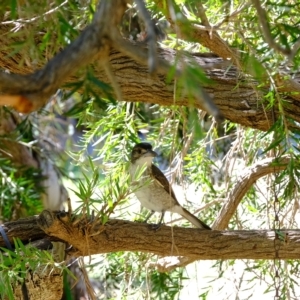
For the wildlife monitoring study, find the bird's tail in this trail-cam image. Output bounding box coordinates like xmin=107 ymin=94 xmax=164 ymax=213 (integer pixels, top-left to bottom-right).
xmin=175 ymin=206 xmax=211 ymax=230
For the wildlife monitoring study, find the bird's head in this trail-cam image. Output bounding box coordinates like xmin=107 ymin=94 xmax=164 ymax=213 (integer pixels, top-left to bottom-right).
xmin=131 ymin=143 xmax=157 ymax=166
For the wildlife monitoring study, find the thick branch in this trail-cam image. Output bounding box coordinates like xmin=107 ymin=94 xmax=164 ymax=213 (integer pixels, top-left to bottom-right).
xmin=0 ymin=0 xmax=129 ymax=112
xmin=0 ymin=0 xmax=221 ymax=119
xmin=1 ymin=210 xmax=299 ymax=260
xmin=0 ymin=2 xmax=300 ymax=129
xmin=0 ymin=215 xmax=46 ymax=243
xmin=2 ymin=43 xmax=296 ymax=131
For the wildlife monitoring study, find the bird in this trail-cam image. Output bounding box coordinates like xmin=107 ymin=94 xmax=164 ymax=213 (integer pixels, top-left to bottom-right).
xmin=129 ymin=142 xmax=211 ymax=230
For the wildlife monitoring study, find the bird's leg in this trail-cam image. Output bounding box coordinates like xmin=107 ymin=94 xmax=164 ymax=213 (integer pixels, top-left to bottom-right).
xmin=150 ymin=211 xmax=165 ymax=230
xmin=144 ymin=210 xmax=155 ymax=223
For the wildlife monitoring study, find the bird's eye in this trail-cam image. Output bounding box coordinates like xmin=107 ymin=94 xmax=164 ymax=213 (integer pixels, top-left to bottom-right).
xmin=136 ymin=148 xmax=142 ymax=154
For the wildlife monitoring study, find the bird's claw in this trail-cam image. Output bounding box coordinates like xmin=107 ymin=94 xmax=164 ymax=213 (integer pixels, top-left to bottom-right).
xmin=149 ymin=223 xmax=162 ymax=231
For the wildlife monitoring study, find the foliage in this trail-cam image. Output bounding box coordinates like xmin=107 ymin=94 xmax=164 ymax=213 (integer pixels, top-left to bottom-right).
xmin=0 ymin=120 xmax=44 ymax=221
xmin=1 ymin=0 xmax=300 ymax=299
xmin=0 ymin=238 xmax=67 ymax=300
xmin=86 ymin=253 xmax=184 ymax=299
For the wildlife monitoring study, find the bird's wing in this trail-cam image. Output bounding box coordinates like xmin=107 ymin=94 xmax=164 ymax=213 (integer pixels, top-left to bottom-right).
xmin=151 ymin=164 xmax=178 ymax=202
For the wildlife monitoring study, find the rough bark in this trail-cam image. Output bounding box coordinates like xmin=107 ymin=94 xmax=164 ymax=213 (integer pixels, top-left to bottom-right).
xmin=1 ymin=38 xmax=299 ymax=131
xmin=1 ymin=1 xmax=300 ymax=130
xmin=107 ymin=49 xmax=274 ymax=131
xmin=13 ymin=269 xmax=63 ymax=300
xmin=0 ymin=210 xmax=297 ymax=260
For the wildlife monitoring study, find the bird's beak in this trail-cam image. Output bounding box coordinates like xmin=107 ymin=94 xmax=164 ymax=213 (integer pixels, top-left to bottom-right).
xmin=143 ymin=149 xmax=157 ymax=158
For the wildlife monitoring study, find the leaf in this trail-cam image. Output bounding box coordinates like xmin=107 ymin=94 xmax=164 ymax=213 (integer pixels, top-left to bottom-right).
xmin=243 ymin=54 xmax=267 ymax=79
xmin=10 ymin=0 xmax=17 ymax=19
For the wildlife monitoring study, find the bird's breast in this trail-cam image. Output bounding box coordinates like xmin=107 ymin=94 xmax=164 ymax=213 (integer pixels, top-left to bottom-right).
xmin=134 ymin=185 xmax=174 ymax=212
xmin=129 ymin=164 xmax=175 ymax=212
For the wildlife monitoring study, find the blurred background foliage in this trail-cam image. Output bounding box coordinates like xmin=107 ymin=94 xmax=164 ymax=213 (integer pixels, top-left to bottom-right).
xmin=1 ymin=0 xmax=300 ymax=299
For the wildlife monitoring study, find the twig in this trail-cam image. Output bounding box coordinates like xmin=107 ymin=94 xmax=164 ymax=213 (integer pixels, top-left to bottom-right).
xmin=251 ymin=0 xmax=290 ymax=56
xmin=195 ymin=2 xmax=210 ymax=26
xmin=103 ymin=61 xmax=124 ymax=102
xmin=135 ymin=0 xmax=158 ymax=73
xmin=212 ymin=2 xmax=250 ymax=28
xmin=1 ymin=1 xmax=68 ymax=26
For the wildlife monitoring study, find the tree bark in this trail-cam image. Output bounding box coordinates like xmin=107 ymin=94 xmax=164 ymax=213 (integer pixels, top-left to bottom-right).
xmin=107 ymin=49 xmax=275 ymax=131
xmin=13 ymin=269 xmax=63 ymax=300
xmin=1 ymin=1 xmax=300 ymax=131
xmin=0 ymin=210 xmax=298 ymax=260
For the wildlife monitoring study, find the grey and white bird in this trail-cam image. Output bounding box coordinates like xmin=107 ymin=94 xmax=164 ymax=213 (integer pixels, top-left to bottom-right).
xmin=129 ymin=142 xmax=211 ymax=230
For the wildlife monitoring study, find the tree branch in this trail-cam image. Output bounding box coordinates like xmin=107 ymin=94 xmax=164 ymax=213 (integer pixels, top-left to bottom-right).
xmin=0 ymin=0 xmax=221 ymax=120
xmin=251 ymin=0 xmax=290 ymax=56
xmin=153 ymin=0 xmax=241 ymax=66
xmin=214 ymin=155 xmax=290 ymax=230
xmin=1 ymin=210 xmax=299 ymax=260
xmin=1 ymin=1 xmax=300 ymax=130
xmin=251 ymin=0 xmax=300 ymax=61
xmin=0 ymin=0 xmax=129 ymax=109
